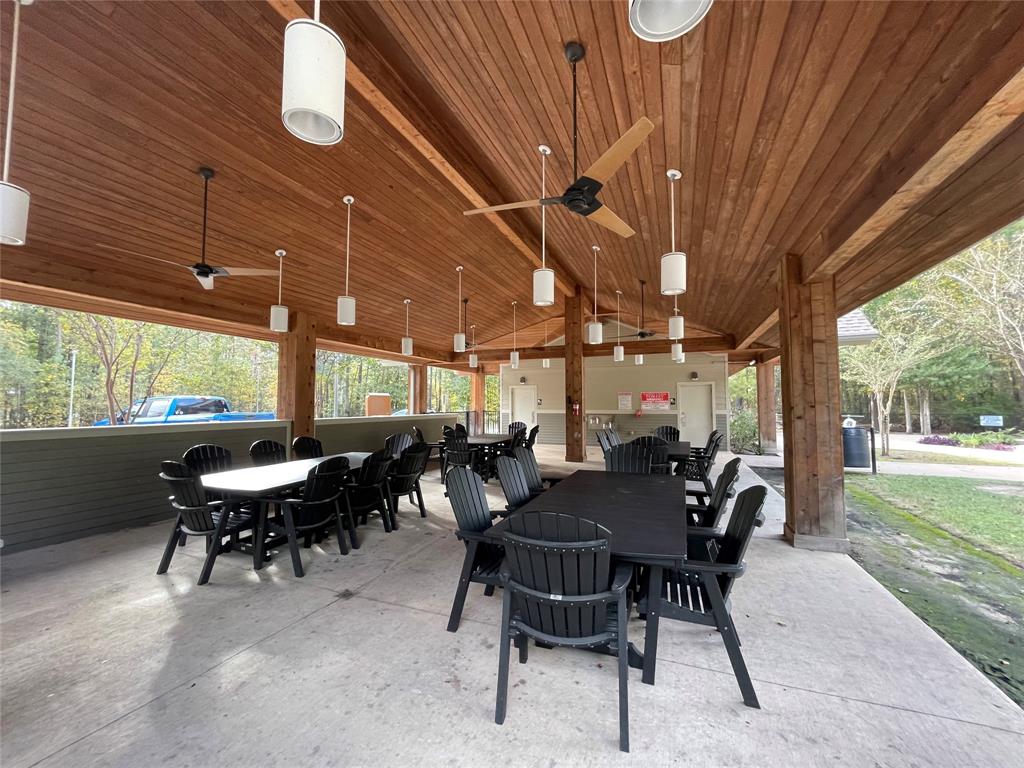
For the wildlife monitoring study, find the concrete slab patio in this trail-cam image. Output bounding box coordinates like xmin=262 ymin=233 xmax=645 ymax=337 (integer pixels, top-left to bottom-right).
xmin=2 ymin=449 xmax=1021 ymax=767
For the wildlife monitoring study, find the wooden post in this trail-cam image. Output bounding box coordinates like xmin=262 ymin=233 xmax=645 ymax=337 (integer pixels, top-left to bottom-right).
xmin=779 ymin=253 xmax=848 ymax=552
xmin=469 ymin=370 xmax=486 ymax=435
xmin=756 ymin=361 xmax=778 ymax=455
xmin=408 ymin=364 xmax=428 ymax=414
xmin=564 ymin=285 xmax=586 ymax=462
xmin=276 ymin=310 xmax=316 ymax=439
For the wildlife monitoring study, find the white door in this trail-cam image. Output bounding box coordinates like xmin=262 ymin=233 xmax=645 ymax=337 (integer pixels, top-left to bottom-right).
xmin=510 ymin=385 xmax=537 ymax=429
xmin=676 ymin=383 xmax=714 ymax=445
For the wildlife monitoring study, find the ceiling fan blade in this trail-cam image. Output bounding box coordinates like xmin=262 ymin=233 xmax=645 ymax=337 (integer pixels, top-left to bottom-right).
xmin=195 ymin=274 xmax=215 ymax=290
xmin=218 ymin=267 xmax=278 ymax=277
xmin=463 ymin=199 xmax=545 ymax=216
xmin=586 ymin=205 xmax=636 ymax=238
xmin=581 ymin=117 xmax=655 ymax=184
xmin=94 ymin=243 xmax=187 ymax=269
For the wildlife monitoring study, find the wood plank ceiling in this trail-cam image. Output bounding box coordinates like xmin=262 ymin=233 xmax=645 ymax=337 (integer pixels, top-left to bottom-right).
xmin=2 ymin=1 xmax=1023 ymax=360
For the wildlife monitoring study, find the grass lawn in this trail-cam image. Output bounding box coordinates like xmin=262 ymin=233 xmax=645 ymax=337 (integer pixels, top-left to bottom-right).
xmin=880 ymin=449 xmax=1019 ymax=467
xmin=845 ymin=474 xmax=1024 ymax=566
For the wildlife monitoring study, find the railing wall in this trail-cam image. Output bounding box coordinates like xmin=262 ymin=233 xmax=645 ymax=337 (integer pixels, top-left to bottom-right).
xmin=313 ymin=413 xmax=457 ymax=452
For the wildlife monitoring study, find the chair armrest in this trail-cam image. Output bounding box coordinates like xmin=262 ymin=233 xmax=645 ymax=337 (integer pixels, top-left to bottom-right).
xmin=677 ymin=560 xmax=746 ymax=576
xmin=610 ymin=563 xmax=633 ymax=593
xmin=454 ymin=529 xmax=493 ymax=543
xmin=685 ymin=488 xmax=710 ymax=498
xmin=687 ymin=526 xmax=724 ymax=540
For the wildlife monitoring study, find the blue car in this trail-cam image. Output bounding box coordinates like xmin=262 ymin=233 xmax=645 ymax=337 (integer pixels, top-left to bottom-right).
xmin=94 ymin=396 xmax=275 ymax=426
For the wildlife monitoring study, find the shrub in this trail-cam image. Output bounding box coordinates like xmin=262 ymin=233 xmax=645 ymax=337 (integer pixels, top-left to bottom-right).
xmin=919 ymin=435 xmax=960 ymax=446
xmin=950 ymin=429 xmax=1019 ymax=448
xmin=729 ymin=409 xmax=762 ymax=455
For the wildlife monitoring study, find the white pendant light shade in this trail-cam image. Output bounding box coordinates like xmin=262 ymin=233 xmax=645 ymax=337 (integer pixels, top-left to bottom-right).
xmin=454 ymin=333 xmax=466 ymax=353
xmin=401 ymin=337 xmax=413 ymax=356
xmin=0 ymin=182 xmax=29 ymax=245
xmin=613 ymin=345 xmax=625 ymax=362
xmin=677 ymin=351 xmax=686 ymax=363
xmin=634 ymin=354 xmax=645 ymax=366
xmin=510 ymin=351 xmax=520 ymax=369
xmin=533 ymin=267 xmax=555 ymax=307
xmin=671 ymin=342 xmax=683 ymax=362
xmin=629 ymin=0 xmax=715 ymax=43
xmin=469 ymin=352 xmax=479 ymax=369
xmin=669 ymin=314 xmax=685 ymax=340
xmin=270 ymin=304 xmax=289 ymax=333
xmin=586 ymin=321 xmax=603 ymax=345
xmin=542 ymin=358 xmax=551 ymax=369
xmin=281 ymin=17 xmax=346 ymax=145
xmin=661 ymin=251 xmax=687 ymax=295
xmin=337 ymin=295 xmax=356 ymax=325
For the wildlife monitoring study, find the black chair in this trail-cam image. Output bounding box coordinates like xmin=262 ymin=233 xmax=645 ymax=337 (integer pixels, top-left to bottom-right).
xmin=344 ymin=448 xmax=396 ymax=533
xmin=631 ymin=436 xmax=669 ymax=474
xmin=508 ymin=420 xmax=527 ymax=437
xmin=157 ymin=461 xmax=252 ymax=585
xmin=454 ymin=422 xmax=468 ymax=437
xmin=606 ymin=428 xmax=623 ymax=447
xmin=292 ymin=435 xmax=324 ymax=460
xmin=495 ymin=511 xmax=632 ymax=752
xmin=256 ymin=456 xmax=354 ymax=577
xmin=655 ymin=425 xmax=680 ymax=442
xmin=691 ymin=429 xmax=721 ymax=458
xmin=512 ymin=446 xmax=562 ymax=493
xmin=604 ymin=443 xmax=652 ymax=474
xmin=182 ymin=443 xmax=232 ymax=474
xmin=443 ymin=433 xmax=478 ymax=480
xmin=688 ymin=457 xmax=741 ymax=528
xmin=445 ymin=467 xmax=505 ymax=632
xmin=495 ymin=455 xmax=538 ymax=514
xmin=647 ymin=485 xmax=767 ymax=709
xmin=387 ymin=442 xmax=430 ymax=521
xmin=596 ymin=429 xmax=612 ymax=455
xmin=524 ymin=424 xmax=540 ymax=450
xmin=384 ymin=432 xmax=414 ymax=460
xmin=509 ymin=426 xmax=528 ymax=451
xmin=249 ymin=439 xmax=287 ymax=466
xmin=413 ymin=425 xmax=427 ymax=444
xmin=681 ymin=430 xmax=724 ymax=494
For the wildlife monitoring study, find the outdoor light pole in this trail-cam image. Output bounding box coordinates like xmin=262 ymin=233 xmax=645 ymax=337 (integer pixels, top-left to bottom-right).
xmin=66 ymin=349 xmax=77 ymax=428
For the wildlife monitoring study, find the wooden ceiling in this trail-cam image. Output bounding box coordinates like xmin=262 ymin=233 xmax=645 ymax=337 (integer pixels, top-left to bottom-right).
xmin=2 ymin=0 xmax=1022 ymax=361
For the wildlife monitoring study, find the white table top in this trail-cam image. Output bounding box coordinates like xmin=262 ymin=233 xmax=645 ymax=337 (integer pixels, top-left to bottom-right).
xmin=201 ymin=452 xmax=370 ymax=496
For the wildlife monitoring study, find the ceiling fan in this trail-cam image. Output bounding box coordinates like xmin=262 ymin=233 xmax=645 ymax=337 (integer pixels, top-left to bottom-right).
xmin=613 ymin=279 xmax=659 ymax=339
xmin=462 ymin=41 xmax=654 ymax=239
xmin=96 ymin=167 xmax=278 ymax=290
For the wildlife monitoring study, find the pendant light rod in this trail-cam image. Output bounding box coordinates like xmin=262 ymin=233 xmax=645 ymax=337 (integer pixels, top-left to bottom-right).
xmin=592 ymin=244 xmax=600 ymax=317
xmin=404 ymin=298 xmax=411 ymax=335
xmin=668 ymin=169 xmax=681 ymax=252
xmin=313 ymin=0 xmax=321 ymax=21
xmin=463 ymin=297 xmax=469 ymax=336
xmin=616 ymin=290 xmax=622 ymax=326
xmin=539 ymin=144 xmax=551 ymax=268
xmin=275 ymin=249 xmax=285 ymax=305
xmin=3 ymin=0 xmax=22 ymax=183
xmin=471 ymin=324 xmax=476 ymax=348
xmin=456 ymin=265 xmax=464 ymax=332
xmin=512 ymin=300 xmax=517 ymax=352
xmin=342 ymin=195 xmax=354 ymax=293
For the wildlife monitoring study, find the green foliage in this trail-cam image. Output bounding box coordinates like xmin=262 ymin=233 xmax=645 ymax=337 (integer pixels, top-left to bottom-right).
xmin=948 ymin=429 xmax=1019 ymax=448
xmin=729 ymin=367 xmax=757 ymax=411
xmin=728 ymin=408 xmax=761 ymax=455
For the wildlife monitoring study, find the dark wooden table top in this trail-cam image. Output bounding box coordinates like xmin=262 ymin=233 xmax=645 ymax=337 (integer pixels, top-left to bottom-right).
xmin=488 ymin=470 xmax=689 ymax=565
xmin=433 ymin=434 xmax=511 ymax=447
xmin=664 ymin=441 xmax=691 ymax=460
xmin=201 ymin=451 xmax=370 ymax=496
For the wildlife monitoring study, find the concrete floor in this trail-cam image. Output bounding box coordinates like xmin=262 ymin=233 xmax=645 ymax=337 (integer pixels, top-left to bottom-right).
xmin=2 ymin=446 xmax=1022 ymax=767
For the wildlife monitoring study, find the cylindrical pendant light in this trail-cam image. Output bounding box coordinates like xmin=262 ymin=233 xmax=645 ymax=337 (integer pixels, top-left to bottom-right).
xmin=669 ymin=311 xmax=685 ymax=340
xmin=629 ymin=0 xmax=715 ymax=43
xmin=613 ymin=290 xmax=624 ymax=362
xmin=671 ymin=342 xmax=684 ymax=362
xmin=510 ymin=300 xmax=519 ymax=368
xmin=469 ymin=324 xmax=479 ymax=369
xmin=401 ymin=298 xmax=413 ymax=356
xmin=533 ymin=144 xmax=555 ymax=307
xmin=453 ymin=266 xmax=466 ymax=352
xmin=661 ymin=169 xmax=687 ymax=295
xmin=336 ymin=195 xmax=356 ymax=325
xmin=281 ymin=0 xmax=346 ymax=145
xmin=635 ymin=354 xmax=645 ymax=366
xmin=586 ymin=245 xmax=603 ymax=344
xmin=542 ymin=319 xmax=551 ymax=368
xmin=1 ymin=0 xmax=30 ymax=246
xmin=270 ymin=249 xmax=289 ymax=332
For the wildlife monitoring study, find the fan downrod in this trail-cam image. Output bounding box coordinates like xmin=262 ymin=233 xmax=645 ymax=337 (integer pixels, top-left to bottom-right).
xmin=564 ymin=41 xmax=585 ymax=63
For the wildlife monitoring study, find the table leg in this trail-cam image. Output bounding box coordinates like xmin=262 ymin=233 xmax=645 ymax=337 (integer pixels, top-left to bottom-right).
xmin=642 ymin=564 xmax=663 ymax=685
xmin=253 ymin=503 xmax=269 ymax=571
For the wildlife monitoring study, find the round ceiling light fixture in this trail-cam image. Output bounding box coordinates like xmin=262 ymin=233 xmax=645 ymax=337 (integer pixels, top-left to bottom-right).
xmin=281 ymin=0 xmax=346 ymax=145
xmin=628 ymin=0 xmax=714 ymax=43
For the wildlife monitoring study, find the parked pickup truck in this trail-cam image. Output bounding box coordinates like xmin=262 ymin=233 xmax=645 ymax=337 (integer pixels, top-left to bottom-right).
xmin=93 ymin=396 xmax=275 ymax=426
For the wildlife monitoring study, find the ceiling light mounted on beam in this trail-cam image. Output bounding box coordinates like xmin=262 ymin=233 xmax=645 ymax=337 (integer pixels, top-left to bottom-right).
xmin=401 ymin=299 xmax=413 ymax=356
xmin=281 ymin=0 xmax=346 ymax=145
xmin=629 ymin=0 xmax=715 ymax=43
xmin=661 ymin=169 xmax=687 ymax=295
xmin=1 ymin=0 xmax=31 ymax=245
xmin=510 ymin=301 xmax=519 ymax=369
xmin=270 ymin=249 xmax=289 ymax=332
xmin=533 ymin=145 xmax=556 ymax=306
xmin=613 ymin=290 xmax=625 ymax=362
xmin=454 ymin=266 xmax=466 ymax=352
xmin=587 ymin=245 xmax=603 ymax=344
xmin=337 ymin=195 xmax=356 ymax=325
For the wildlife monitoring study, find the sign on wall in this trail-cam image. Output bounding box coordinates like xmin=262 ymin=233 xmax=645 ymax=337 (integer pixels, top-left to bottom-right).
xmin=640 ymin=391 xmax=671 ymax=411
xmin=980 ymin=415 xmax=1003 ymax=427
xmin=617 ymin=392 xmax=632 ymax=410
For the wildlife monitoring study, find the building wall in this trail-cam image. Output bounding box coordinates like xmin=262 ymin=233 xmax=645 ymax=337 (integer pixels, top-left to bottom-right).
xmin=499 ymin=352 xmax=730 ymax=445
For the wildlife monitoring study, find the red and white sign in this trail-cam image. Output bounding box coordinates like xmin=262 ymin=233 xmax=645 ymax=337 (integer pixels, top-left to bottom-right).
xmin=640 ymin=391 xmax=671 ymax=411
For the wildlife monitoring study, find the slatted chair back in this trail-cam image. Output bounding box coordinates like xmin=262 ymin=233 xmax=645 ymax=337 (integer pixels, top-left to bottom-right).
xmin=649 ymin=442 xmax=670 ymax=474
xmin=702 ymin=458 xmax=742 ymax=528
xmin=302 ymin=455 xmax=349 ymax=503
xmin=606 ymin=428 xmax=623 ymax=447
xmin=159 ymin=461 xmax=216 ymax=533
xmin=512 ymin=446 xmax=544 ymax=493
xmin=355 ymin=448 xmax=392 ymax=487
xmin=249 ymin=439 xmax=287 ymax=466
xmin=604 ymin=443 xmax=652 ymax=474
xmin=182 ymin=443 xmax=232 ymax=474
xmin=596 ymin=429 xmax=612 ymax=455
xmin=655 ymin=425 xmax=680 ymax=442
xmin=291 ymin=435 xmax=324 ymax=460
xmin=706 ymin=430 xmax=724 ymax=466
xmin=496 ymin=455 xmax=533 ymax=510
xmin=713 ymin=486 xmax=766 ymax=600
xmin=445 ymin=466 xmax=493 ymax=534
xmin=509 ymin=426 xmax=528 ymax=449
xmin=413 ymin=426 xmax=427 ymax=444
xmin=525 ymin=424 xmax=540 ymax=450
xmin=632 ymin=435 xmax=667 ymax=447
xmin=444 ymin=433 xmax=474 ymax=470
xmin=508 ymin=421 xmax=527 ymax=437
xmin=384 ymin=432 xmax=414 ymax=459
xmin=502 ymin=511 xmax=611 ymax=638
xmin=390 ymin=442 xmax=430 ymax=489
xmin=454 ymin=422 xmax=468 ymax=436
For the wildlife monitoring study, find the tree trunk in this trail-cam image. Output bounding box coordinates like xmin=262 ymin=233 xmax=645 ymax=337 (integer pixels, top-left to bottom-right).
xmin=879 ymin=410 xmax=890 ymax=455
xmin=918 ymin=386 xmax=932 ymax=436
xmin=902 ymin=389 xmax=913 ymax=433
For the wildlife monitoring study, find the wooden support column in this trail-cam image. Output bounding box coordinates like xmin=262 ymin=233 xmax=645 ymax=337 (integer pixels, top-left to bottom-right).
xmin=408 ymin=364 xmax=428 ymax=415
xmin=469 ymin=370 xmax=486 ymax=435
xmin=564 ymin=285 xmax=586 ymax=462
xmin=756 ymin=361 xmax=778 ymax=455
xmin=276 ymin=310 xmax=316 ymax=439
xmin=779 ymin=254 xmax=848 ymax=552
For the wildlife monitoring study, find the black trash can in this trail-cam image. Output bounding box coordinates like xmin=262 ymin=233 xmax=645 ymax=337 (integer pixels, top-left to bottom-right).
xmin=842 ymin=426 xmax=871 ymax=468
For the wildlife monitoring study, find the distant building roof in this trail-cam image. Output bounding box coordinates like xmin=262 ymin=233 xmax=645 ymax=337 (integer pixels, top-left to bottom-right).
xmin=837 ymin=309 xmax=879 ymax=345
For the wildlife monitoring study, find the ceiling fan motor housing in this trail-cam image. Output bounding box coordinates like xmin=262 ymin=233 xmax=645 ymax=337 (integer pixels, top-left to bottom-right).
xmin=563 ymin=175 xmax=604 ymax=215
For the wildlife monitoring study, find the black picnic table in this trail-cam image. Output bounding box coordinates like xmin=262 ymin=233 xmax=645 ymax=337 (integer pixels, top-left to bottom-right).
xmin=487 ymin=469 xmax=690 ymax=685
xmin=664 ymin=441 xmax=691 ymax=462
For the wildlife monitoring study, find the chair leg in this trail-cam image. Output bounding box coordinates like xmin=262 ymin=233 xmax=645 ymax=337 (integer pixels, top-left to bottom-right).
xmin=253 ymin=503 xmax=269 ymax=570
xmin=704 ymin=574 xmax=759 ymax=708
xmin=415 ymin=480 xmax=427 ymax=517
xmin=334 ymin=501 xmax=349 ymax=556
xmin=642 ymin=565 xmax=663 ymax=685
xmin=494 ymin=591 xmax=513 ymax=725
xmin=343 ymin=496 xmax=360 ymax=549
xmin=281 ymin=504 xmax=304 ymax=578
xmin=177 ymin=532 xmax=187 ymax=547
xmin=447 ymin=543 xmax=478 ymax=632
xmin=515 ymin=635 xmax=529 ymax=664
xmin=483 ymin=584 xmax=496 ymax=597
xmin=617 ymin=594 xmax=631 ymax=753
xmin=376 ymin=488 xmax=393 ymax=533
xmin=157 ymin=515 xmax=183 ymax=575
xmin=198 ymin=512 xmax=230 ymax=586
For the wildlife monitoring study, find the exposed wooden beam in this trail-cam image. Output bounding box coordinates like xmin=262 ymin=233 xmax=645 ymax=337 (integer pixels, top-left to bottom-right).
xmin=267 ymin=0 xmax=573 ymax=297
xmin=458 ymin=334 xmax=737 ymax=362
xmin=277 ymin=310 xmax=317 ymax=437
xmin=736 ymin=310 xmax=779 ymax=349
xmin=564 ymin=285 xmax=586 ymax=462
